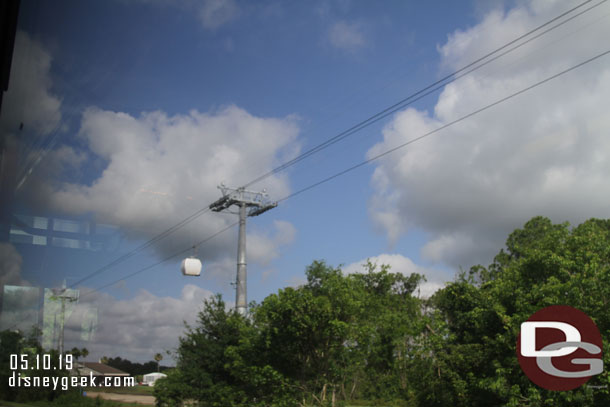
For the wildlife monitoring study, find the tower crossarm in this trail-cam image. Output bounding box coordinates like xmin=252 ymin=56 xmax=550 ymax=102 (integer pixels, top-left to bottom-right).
xmin=209 ymin=183 xmax=278 ymax=315
xmin=248 ymin=202 xmax=278 ymax=217
xmin=211 ymin=184 xmax=276 ymax=212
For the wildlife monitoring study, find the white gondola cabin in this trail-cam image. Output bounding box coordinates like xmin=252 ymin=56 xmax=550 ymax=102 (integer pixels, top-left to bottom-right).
xmin=181 ymin=257 xmax=202 ymax=276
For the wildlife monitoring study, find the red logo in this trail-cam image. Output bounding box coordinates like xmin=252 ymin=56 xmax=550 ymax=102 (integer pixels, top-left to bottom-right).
xmin=517 ymin=305 xmax=603 ymax=391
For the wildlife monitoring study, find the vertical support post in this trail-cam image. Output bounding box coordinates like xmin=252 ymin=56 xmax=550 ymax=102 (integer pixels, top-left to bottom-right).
xmin=210 ymin=185 xmax=276 ymax=316
xmin=236 ymin=202 xmax=247 ymax=315
xmin=59 ymin=296 xmax=66 ymax=354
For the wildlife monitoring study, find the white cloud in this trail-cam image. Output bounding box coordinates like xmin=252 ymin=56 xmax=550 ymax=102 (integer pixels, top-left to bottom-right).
xmin=285 ymin=275 xmax=307 ymax=288
xmin=42 ymin=105 xmax=299 ymax=264
xmin=0 ymin=30 xmax=61 ymax=137
xmin=0 ymin=243 xmax=38 ymax=333
xmin=63 ymin=284 xmax=214 ymax=363
xmin=343 ymin=253 xmax=448 ymax=298
xmin=203 ymin=257 xmax=236 ymax=285
xmin=368 ymin=0 xmax=610 ymax=268
xmin=248 ymin=220 xmax=296 ymax=266
xmin=328 ymin=20 xmax=366 ymax=52
xmin=0 ymin=286 xmax=39 ymax=333
xmin=199 ymin=0 xmax=239 ymax=30
xmin=125 ymin=0 xmax=239 ymax=30
xmin=197 ymin=219 xmax=296 ymax=286
xmin=0 ymin=243 xmax=24 ymax=287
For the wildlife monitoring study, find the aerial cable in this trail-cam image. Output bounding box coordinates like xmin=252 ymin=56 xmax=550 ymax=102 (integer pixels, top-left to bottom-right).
xmin=68 ymin=206 xmax=212 ymax=288
xmin=68 ymin=0 xmax=603 ymax=288
xmin=82 ymin=46 xmax=610 ymax=296
xmin=79 ymin=221 xmax=238 ymax=299
xmin=242 ymin=0 xmax=605 ymax=189
xmin=278 ymin=48 xmax=610 ymax=203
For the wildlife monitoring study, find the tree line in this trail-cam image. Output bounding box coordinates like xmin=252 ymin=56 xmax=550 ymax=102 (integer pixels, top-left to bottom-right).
xmin=0 ymin=327 xmax=94 ymax=405
xmin=154 ymin=216 xmax=610 ymax=407
xmin=103 ymin=355 xmax=169 ymax=376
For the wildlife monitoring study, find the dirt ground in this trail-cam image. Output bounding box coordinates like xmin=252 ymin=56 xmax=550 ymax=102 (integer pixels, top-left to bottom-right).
xmin=85 ymin=391 xmax=155 ymax=405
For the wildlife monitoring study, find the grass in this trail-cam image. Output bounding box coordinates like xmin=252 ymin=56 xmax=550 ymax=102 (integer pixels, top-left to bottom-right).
xmin=0 ymin=401 xmax=39 ymax=407
xmin=84 ymin=385 xmax=154 ymax=395
xmin=1 ymin=397 xmax=385 ymax=407
xmin=0 ymin=399 xmax=143 ymax=407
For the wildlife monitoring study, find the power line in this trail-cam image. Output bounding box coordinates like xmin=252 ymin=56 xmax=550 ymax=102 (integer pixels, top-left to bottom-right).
xmin=242 ymin=0 xmax=604 ymax=189
xmin=82 ymin=46 xmax=610 ymax=297
xmin=278 ymin=48 xmax=610 ymax=203
xmin=67 ymin=0 xmax=603 ymax=289
xmin=68 ymin=207 xmax=212 ymax=288
xmin=79 ymin=221 xmax=238 ymax=299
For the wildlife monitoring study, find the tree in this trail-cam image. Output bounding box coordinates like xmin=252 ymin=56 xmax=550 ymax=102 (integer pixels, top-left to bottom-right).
xmin=0 ymin=330 xmax=23 ymax=401
xmin=154 ymin=353 xmax=163 ymax=372
xmin=104 ymin=356 xmax=161 ymax=375
xmin=154 ymin=369 xmax=193 ymax=407
xmin=416 ymin=216 xmax=610 ymax=407
xmin=164 ymin=294 xmax=258 ymax=406
xmin=156 ymin=261 xmax=425 ymax=407
xmin=0 ymin=328 xmax=75 ymax=403
xmin=254 ymin=260 xmax=423 ymax=405
xmin=156 ymin=217 xmax=610 ymax=406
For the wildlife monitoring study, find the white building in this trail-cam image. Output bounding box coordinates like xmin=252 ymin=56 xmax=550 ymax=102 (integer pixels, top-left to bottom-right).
xmin=142 ymin=372 xmax=167 ymax=386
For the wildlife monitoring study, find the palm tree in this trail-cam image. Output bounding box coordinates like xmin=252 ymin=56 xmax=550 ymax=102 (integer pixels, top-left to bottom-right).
xmin=154 ymin=353 xmax=163 ymax=372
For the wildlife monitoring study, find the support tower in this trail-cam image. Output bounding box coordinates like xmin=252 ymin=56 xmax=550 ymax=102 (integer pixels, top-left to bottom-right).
xmin=209 ymin=184 xmax=277 ymax=315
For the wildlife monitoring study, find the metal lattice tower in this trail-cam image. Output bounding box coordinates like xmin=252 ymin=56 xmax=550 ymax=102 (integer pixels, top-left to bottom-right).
xmin=209 ymin=184 xmax=277 ymax=315
xmin=50 ymin=282 xmax=79 ymax=354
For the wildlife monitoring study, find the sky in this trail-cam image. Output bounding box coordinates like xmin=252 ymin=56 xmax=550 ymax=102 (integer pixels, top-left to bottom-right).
xmin=1 ymin=0 xmax=610 ymax=363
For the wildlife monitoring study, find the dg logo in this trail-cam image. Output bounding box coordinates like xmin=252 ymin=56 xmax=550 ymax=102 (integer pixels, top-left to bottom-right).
xmin=517 ymin=305 xmax=604 ymax=391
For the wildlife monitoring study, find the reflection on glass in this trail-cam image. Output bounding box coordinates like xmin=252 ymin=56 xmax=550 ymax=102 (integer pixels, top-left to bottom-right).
xmin=42 ymin=287 xmax=79 ymax=350
xmin=0 ymin=285 xmax=40 ymax=333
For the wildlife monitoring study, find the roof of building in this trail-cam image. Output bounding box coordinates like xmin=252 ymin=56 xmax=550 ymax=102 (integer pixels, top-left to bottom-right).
xmin=143 ymin=372 xmax=167 ymax=378
xmin=79 ymin=362 xmax=130 ymax=376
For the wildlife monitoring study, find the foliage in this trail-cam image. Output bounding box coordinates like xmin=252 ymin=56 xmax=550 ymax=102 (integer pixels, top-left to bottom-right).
xmin=154 ymin=353 xmax=163 ymax=372
xmin=152 ymin=216 xmax=610 ymax=406
xmin=416 ymin=216 xmax=610 ymax=406
xmin=0 ymin=327 xmax=78 ymax=403
xmin=153 ymin=369 xmax=193 ymax=407
xmin=156 ymin=262 xmax=423 ymax=406
xmin=103 ymin=356 xmax=168 ymax=376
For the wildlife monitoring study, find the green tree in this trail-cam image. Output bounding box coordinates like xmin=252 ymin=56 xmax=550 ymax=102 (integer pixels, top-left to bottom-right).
xmin=0 ymin=330 xmax=24 ymax=401
xmin=416 ymin=216 xmax=610 ymax=407
xmin=0 ymin=328 xmax=75 ymax=403
xmin=166 ymin=294 xmax=258 ymax=406
xmin=154 ymin=353 xmax=163 ymax=372
xmin=156 ymin=261 xmax=425 ymax=407
xmin=154 ymin=369 xmax=194 ymax=407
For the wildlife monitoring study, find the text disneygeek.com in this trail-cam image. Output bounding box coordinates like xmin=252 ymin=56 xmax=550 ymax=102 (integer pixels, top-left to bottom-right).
xmin=9 ymin=372 xmax=136 ymax=391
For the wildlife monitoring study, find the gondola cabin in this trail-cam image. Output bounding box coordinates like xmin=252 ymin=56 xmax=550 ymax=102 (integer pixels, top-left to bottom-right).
xmin=181 ymin=257 xmax=202 ymax=276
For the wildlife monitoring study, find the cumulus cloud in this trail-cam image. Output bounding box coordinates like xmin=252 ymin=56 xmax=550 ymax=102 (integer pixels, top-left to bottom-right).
xmin=0 ymin=243 xmax=37 ymax=333
xmin=0 ymin=30 xmax=62 ymax=137
xmin=368 ymin=0 xmax=610 ymax=268
xmin=0 ymin=286 xmax=40 ymax=333
xmin=328 ymin=20 xmax=366 ymax=52
xmin=285 ymin=275 xmax=307 ymax=288
xmin=248 ymin=220 xmax=296 ymax=266
xmin=63 ymin=284 xmax=214 ymax=363
xmin=39 ymin=105 xmax=299 ymax=266
xmin=201 ymin=220 xmax=296 ymax=284
xmin=126 ymin=0 xmax=239 ymax=30
xmin=199 ymin=0 xmax=240 ymax=30
xmin=343 ymin=253 xmax=448 ymax=298
xmin=0 ymin=242 xmax=24 ymax=287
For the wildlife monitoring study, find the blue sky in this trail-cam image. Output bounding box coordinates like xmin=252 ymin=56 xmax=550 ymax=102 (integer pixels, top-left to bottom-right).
xmin=2 ymin=0 xmax=610 ymax=362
